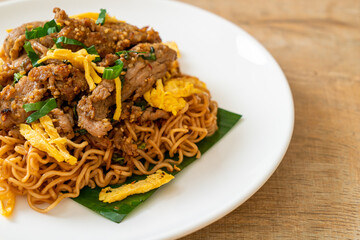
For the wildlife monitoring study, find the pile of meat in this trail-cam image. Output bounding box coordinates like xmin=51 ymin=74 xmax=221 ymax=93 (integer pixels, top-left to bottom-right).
xmin=0 ymin=8 xmax=177 ymax=144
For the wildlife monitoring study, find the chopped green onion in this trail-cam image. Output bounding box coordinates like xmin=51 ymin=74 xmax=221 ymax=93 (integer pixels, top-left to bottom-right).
xmin=74 ymin=129 xmax=88 ymax=135
xmin=116 ymin=50 xmax=133 ymax=60
xmin=25 ymin=20 xmax=61 ymax=40
xmin=25 ymin=27 xmax=44 ymax=40
xmin=116 ymin=47 xmax=156 ymax=61
xmin=23 ymin=99 xmax=47 ymax=112
xmin=23 ymin=41 xmax=41 ymax=67
xmin=13 ymin=72 xmax=24 ymax=85
xmin=43 ymin=19 xmax=62 ymax=33
xmin=86 ymin=45 xmax=97 ymax=55
xmin=96 ymin=9 xmax=107 ymax=25
xmin=73 ymin=105 xmax=78 ymax=120
xmin=55 ymin=36 xmax=86 ymax=48
xmin=139 ymin=46 xmax=156 ymax=60
xmin=102 ymin=59 xmax=123 ymax=80
xmin=112 ymin=153 xmax=124 ymax=164
xmin=86 ymin=45 xmax=101 ymax=62
xmin=114 ymin=59 xmax=123 ymax=65
xmin=0 ymin=85 xmax=3 ymax=91
xmin=25 ymin=98 xmax=57 ymax=123
xmin=138 ymin=142 xmax=146 ymax=150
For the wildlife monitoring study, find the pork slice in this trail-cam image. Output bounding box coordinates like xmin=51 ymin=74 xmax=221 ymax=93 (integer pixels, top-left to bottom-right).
xmin=0 ymin=66 xmax=15 ymax=87
xmin=3 ymin=21 xmax=41 ymax=61
xmin=10 ymin=54 xmax=33 ymax=72
xmin=30 ymin=40 xmax=49 ymax=56
xmin=3 ymin=21 xmax=54 ymax=61
xmin=49 ymin=108 xmax=75 ymax=139
xmin=77 ymin=80 xmax=115 ymax=138
xmin=121 ymin=43 xmax=177 ymax=101
xmin=1 ymin=20 xmax=54 ymax=86
xmin=28 ymin=64 xmax=88 ymax=102
xmin=0 ymin=54 xmax=33 ymax=86
xmin=0 ymin=76 xmax=46 ymax=129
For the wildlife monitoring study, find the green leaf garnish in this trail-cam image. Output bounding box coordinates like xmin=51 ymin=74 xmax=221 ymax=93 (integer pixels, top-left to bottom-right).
xmin=85 ymin=45 xmax=97 ymax=55
xmin=112 ymin=153 xmax=125 ymax=164
xmin=116 ymin=50 xmax=132 ymax=60
xmin=13 ymin=72 xmax=24 ymax=85
xmin=23 ymin=99 xmax=48 ymax=112
xmin=102 ymin=59 xmax=123 ymax=80
xmin=73 ymin=105 xmax=78 ymax=120
xmin=55 ymin=36 xmax=86 ymax=48
xmin=85 ymin=45 xmax=101 ymax=62
xmin=24 ymin=98 xmax=57 ymax=123
xmin=23 ymin=41 xmax=41 ymax=67
xmin=96 ymin=9 xmax=107 ymax=25
xmin=116 ymin=47 xmax=156 ymax=61
xmin=139 ymin=46 xmax=156 ymax=61
xmin=73 ymin=108 xmax=242 ymax=223
xmin=25 ymin=19 xmax=61 ymax=40
xmin=138 ymin=142 xmax=146 ymax=150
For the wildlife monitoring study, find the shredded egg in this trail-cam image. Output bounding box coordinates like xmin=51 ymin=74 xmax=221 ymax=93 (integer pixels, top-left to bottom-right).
xmin=99 ymin=170 xmax=174 ymax=203
xmin=69 ymin=12 xmax=123 ymax=24
xmin=38 ymin=49 xmax=104 ymax=91
xmin=19 ymin=115 xmax=78 ymax=165
xmin=144 ymin=77 xmax=205 ymax=115
xmin=113 ymin=77 xmax=122 ymax=121
xmin=0 ymin=191 xmax=15 ymax=217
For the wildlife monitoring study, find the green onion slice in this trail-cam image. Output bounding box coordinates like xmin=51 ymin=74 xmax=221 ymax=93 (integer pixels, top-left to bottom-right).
xmin=25 ymin=20 xmax=61 ymax=40
xmin=23 ymin=99 xmax=47 ymax=112
xmin=139 ymin=46 xmax=156 ymax=60
xmin=23 ymin=41 xmax=41 ymax=67
xmin=112 ymin=153 xmax=124 ymax=164
xmin=73 ymin=105 xmax=78 ymax=120
xmin=115 ymin=50 xmax=133 ymax=60
xmin=116 ymin=47 xmax=156 ymax=61
xmin=24 ymin=98 xmax=57 ymax=123
xmin=86 ymin=45 xmax=101 ymax=62
xmin=102 ymin=59 xmax=124 ymax=80
xmin=96 ymin=9 xmax=107 ymax=25
xmin=138 ymin=142 xmax=146 ymax=150
xmin=13 ymin=72 xmax=24 ymax=85
xmin=55 ymin=36 xmax=86 ymax=48
xmin=86 ymin=45 xmax=98 ymax=54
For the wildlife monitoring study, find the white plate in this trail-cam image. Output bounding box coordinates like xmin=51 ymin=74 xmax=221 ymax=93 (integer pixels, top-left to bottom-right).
xmin=0 ymin=0 xmax=294 ymax=239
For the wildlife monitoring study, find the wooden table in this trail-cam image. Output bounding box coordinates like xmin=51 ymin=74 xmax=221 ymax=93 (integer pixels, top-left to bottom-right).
xmin=178 ymin=0 xmax=360 ymax=239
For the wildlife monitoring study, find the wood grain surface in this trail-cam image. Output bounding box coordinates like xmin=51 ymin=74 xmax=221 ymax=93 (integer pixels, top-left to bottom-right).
xmin=178 ymin=0 xmax=360 ymax=239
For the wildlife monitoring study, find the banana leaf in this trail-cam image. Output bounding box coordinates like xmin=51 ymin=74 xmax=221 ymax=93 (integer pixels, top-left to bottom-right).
xmin=73 ymin=108 xmax=242 ymax=223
